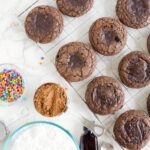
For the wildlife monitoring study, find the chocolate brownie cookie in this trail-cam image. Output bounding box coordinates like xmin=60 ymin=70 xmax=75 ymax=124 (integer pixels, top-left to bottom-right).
xmin=119 ymin=51 xmax=150 ymax=88
xmin=25 ymin=6 xmax=63 ymax=43
xmin=116 ymin=0 xmax=150 ymax=29
xmin=34 ymin=83 xmax=67 ymax=117
xmin=114 ymin=110 xmax=150 ymax=150
xmin=147 ymin=34 xmax=150 ymax=53
xmin=85 ymin=76 xmax=124 ymax=115
xmin=89 ymin=18 xmax=127 ymax=56
xmin=56 ymin=0 xmax=94 ymax=17
xmin=55 ymin=42 xmax=96 ymax=82
xmin=147 ymin=94 xmax=150 ymax=116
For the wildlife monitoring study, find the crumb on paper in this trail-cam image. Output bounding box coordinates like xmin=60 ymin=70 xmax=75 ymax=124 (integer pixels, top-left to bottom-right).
xmin=38 ymin=61 xmax=43 ymax=65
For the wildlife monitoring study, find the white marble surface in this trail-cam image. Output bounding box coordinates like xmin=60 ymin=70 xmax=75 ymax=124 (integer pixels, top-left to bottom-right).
xmin=0 ymin=0 xmax=150 ymax=150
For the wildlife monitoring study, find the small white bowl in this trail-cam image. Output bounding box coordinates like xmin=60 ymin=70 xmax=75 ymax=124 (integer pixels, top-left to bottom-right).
xmin=0 ymin=64 xmax=27 ymax=106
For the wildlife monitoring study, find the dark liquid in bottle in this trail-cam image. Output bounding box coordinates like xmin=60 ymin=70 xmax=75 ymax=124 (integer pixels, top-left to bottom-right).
xmin=80 ymin=127 xmax=98 ymax=150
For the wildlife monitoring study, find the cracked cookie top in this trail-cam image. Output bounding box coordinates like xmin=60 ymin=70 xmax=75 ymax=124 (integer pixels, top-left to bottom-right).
xmin=119 ymin=51 xmax=150 ymax=88
xmin=116 ymin=0 xmax=150 ymax=28
xmin=55 ymin=42 xmax=96 ymax=82
xmin=114 ymin=110 xmax=150 ymax=150
xmin=56 ymin=0 xmax=94 ymax=17
xmin=89 ymin=17 xmax=127 ymax=56
xmin=25 ymin=5 xmax=63 ymax=43
xmin=85 ymin=76 xmax=124 ymax=115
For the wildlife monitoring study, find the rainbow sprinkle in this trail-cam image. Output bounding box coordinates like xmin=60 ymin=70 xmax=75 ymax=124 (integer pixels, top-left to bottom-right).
xmin=0 ymin=69 xmax=25 ymax=103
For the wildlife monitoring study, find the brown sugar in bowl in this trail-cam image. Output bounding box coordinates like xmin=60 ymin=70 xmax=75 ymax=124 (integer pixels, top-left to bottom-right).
xmin=34 ymin=83 xmax=67 ymax=117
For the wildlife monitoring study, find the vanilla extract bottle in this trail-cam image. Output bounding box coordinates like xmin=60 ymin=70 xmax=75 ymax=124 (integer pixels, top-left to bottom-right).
xmin=80 ymin=127 xmax=98 ymax=150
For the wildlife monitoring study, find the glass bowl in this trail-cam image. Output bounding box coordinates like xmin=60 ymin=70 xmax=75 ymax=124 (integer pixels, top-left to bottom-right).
xmin=0 ymin=64 xmax=26 ymax=106
xmin=3 ymin=121 xmax=80 ymax=150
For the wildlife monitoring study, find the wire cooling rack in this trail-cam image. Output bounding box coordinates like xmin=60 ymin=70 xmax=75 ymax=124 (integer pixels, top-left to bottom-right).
xmin=2 ymin=0 xmax=150 ymax=149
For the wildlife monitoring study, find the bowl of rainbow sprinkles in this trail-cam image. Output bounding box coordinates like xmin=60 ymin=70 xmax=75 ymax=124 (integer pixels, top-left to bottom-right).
xmin=0 ymin=64 xmax=26 ymax=106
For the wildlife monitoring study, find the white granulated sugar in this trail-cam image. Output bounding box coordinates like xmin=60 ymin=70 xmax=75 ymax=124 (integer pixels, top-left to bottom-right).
xmin=9 ymin=124 xmax=77 ymax=150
